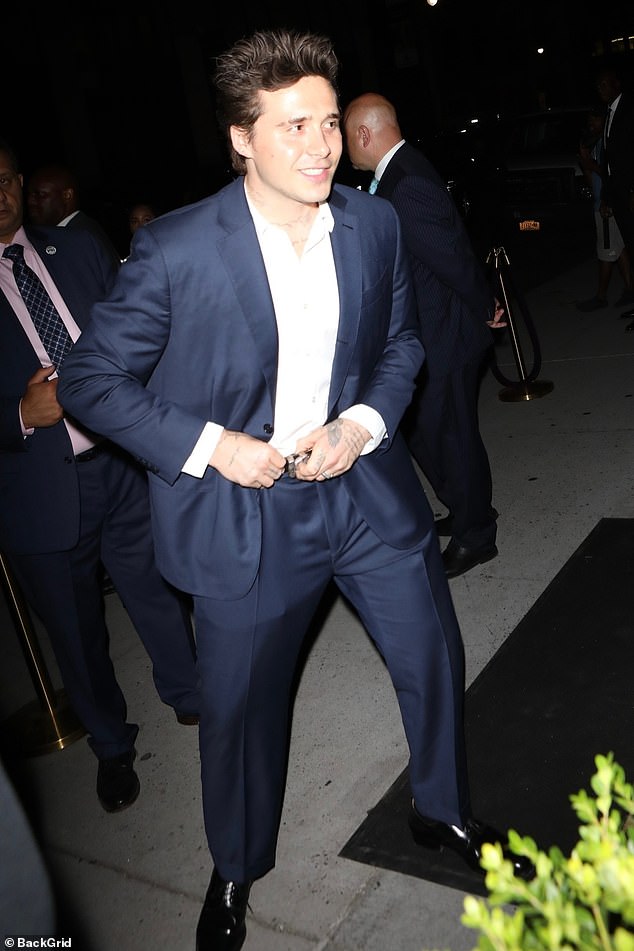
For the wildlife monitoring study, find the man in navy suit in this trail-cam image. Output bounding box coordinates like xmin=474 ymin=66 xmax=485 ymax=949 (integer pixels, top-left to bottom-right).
xmin=0 ymin=139 xmax=199 ymax=813
xmin=59 ymin=29 xmax=532 ymax=951
xmin=344 ymin=93 xmax=502 ymax=579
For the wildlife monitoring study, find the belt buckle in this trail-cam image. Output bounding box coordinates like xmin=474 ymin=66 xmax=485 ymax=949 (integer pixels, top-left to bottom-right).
xmin=283 ymin=451 xmax=311 ymax=479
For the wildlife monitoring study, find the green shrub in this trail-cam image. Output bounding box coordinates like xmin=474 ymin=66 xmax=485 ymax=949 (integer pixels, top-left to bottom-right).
xmin=461 ymin=752 xmax=634 ymax=951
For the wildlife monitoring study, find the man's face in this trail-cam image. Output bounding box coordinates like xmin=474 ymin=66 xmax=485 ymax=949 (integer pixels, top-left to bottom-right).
xmin=26 ymin=175 xmax=67 ymax=226
xmin=0 ymin=151 xmax=24 ymax=243
xmin=129 ymin=205 xmax=155 ymax=234
xmin=596 ymin=73 xmax=620 ymax=105
xmin=231 ymin=75 xmax=342 ymax=214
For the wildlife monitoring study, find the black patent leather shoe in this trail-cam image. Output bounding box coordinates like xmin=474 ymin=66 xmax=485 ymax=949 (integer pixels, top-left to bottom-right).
xmin=97 ymin=751 xmax=140 ymax=813
xmin=174 ymin=709 xmax=200 ymax=726
xmin=442 ymin=538 xmax=498 ymax=578
xmin=625 ymin=320 xmax=634 ymax=333
xmin=409 ymin=803 xmax=535 ymax=880
xmin=619 ymin=308 xmax=634 ymax=320
xmin=196 ymin=870 xmax=251 ymax=951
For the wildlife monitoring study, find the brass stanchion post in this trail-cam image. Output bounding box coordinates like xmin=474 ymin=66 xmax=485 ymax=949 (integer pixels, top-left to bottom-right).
xmin=0 ymin=551 xmax=85 ymax=757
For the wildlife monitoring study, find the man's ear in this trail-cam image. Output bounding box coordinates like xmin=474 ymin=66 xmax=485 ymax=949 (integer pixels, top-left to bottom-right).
xmin=359 ymin=124 xmax=371 ymax=148
xmin=230 ymin=126 xmax=252 ymax=160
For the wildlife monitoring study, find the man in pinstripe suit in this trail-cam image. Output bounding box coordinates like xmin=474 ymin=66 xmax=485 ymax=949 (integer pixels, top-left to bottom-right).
xmin=344 ymin=93 xmax=502 ymax=579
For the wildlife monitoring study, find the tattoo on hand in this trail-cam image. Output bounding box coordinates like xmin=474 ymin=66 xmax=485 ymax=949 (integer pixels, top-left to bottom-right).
xmin=223 ymin=432 xmax=241 ymax=468
xmin=325 ymin=419 xmax=365 ymax=458
xmin=326 ymin=420 xmax=343 ymax=447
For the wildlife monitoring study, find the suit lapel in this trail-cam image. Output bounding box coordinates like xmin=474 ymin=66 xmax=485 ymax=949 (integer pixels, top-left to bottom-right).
xmin=328 ymin=192 xmax=362 ymax=415
xmin=0 ymin=288 xmax=42 ymax=374
xmin=215 ymin=183 xmax=365 ymax=418
xmin=27 ymin=231 xmax=92 ymax=332
xmin=216 ymin=183 xmax=279 ymax=399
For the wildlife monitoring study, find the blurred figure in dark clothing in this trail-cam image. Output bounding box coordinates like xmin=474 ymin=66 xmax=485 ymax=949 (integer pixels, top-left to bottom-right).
xmin=595 ymin=65 xmax=634 ymax=326
xmin=26 ymin=163 xmax=121 ymax=266
xmin=576 ymin=103 xmax=632 ymax=312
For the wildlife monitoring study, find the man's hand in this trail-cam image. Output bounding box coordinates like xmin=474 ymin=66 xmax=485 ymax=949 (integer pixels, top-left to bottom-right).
xmin=293 ymin=418 xmax=371 ymax=481
xmin=487 ymin=298 xmax=507 ymax=329
xmin=20 ymin=366 xmax=64 ymax=429
xmin=210 ymin=430 xmax=286 ymax=488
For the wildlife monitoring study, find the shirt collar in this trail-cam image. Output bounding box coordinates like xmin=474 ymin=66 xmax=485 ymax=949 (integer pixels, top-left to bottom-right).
xmin=0 ymin=225 xmax=31 ymax=255
xmin=57 ymin=210 xmax=80 ymax=227
xmin=374 ymin=139 xmax=405 ymax=182
xmin=243 ymin=179 xmax=334 ymax=240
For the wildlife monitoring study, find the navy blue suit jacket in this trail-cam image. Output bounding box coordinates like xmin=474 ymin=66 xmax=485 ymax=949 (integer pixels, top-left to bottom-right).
xmin=0 ymin=226 xmax=118 ymax=554
xmin=64 ymin=210 xmax=122 ymax=267
xmin=376 ymin=142 xmax=494 ymax=378
xmin=59 ymin=178 xmax=431 ymax=599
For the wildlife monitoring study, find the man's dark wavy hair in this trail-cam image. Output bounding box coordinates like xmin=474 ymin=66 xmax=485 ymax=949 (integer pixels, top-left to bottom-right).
xmin=213 ymin=28 xmax=340 ymax=176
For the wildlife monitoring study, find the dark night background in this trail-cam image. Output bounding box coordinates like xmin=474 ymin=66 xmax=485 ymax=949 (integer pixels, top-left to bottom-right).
xmin=4 ymin=2 xmax=633 ymax=256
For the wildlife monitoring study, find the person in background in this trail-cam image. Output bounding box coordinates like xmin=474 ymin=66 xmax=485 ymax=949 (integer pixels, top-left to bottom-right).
xmin=576 ymin=102 xmax=633 ymax=313
xmin=58 ymin=29 xmax=533 ymax=951
xmin=0 ymin=139 xmax=200 ymax=816
xmin=595 ymin=64 xmax=634 ymax=329
xmin=26 ymin=163 xmax=121 ymax=267
xmin=128 ymin=201 xmax=158 ymax=236
xmin=343 ymin=92 xmax=501 ymax=580
xmin=124 ymin=201 xmax=159 ymax=260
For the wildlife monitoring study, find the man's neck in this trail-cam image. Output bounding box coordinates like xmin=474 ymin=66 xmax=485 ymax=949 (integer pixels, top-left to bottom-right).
xmin=375 ymin=139 xmax=405 ymax=178
xmin=244 ymin=180 xmax=321 ymax=256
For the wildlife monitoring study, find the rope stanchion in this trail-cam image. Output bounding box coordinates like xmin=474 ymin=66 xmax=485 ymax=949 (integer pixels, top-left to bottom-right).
xmin=0 ymin=551 xmax=85 ymax=757
xmin=487 ymin=246 xmax=554 ymax=402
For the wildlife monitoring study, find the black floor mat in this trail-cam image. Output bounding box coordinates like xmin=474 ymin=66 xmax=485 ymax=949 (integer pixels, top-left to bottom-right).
xmin=340 ymin=518 xmax=634 ymax=896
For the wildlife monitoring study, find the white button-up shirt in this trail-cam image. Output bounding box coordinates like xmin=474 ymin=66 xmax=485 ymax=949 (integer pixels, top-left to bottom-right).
xmin=184 ymin=183 xmax=385 ymax=476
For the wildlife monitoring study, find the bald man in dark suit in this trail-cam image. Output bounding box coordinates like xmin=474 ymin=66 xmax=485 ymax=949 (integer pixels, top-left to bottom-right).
xmin=344 ymin=93 xmax=501 ymax=579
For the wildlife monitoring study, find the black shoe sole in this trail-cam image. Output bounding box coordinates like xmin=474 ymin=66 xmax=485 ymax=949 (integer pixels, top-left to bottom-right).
xmin=175 ymin=712 xmax=200 ymax=726
xmin=196 ymin=923 xmax=246 ymax=951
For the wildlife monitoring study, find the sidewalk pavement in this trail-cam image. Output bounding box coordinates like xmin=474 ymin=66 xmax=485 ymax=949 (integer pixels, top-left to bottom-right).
xmin=2 ymin=251 xmax=634 ymax=951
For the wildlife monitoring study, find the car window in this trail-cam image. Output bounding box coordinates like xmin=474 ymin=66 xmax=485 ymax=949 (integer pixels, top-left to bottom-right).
xmin=505 ymin=111 xmax=587 ymax=157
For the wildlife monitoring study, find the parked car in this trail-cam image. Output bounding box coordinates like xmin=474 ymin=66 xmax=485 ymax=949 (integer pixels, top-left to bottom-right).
xmin=499 ymin=107 xmax=593 ymax=234
xmin=341 ymin=106 xmax=593 ymax=261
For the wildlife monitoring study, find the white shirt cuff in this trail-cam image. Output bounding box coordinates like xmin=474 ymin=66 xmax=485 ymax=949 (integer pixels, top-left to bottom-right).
xmin=182 ymin=422 xmax=224 ymax=477
xmin=339 ymin=405 xmax=387 ymax=454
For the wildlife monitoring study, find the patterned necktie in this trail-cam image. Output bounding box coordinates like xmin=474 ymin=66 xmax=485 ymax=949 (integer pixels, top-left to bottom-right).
xmin=368 ymin=176 xmax=379 ymax=195
xmin=3 ymin=243 xmax=73 ymax=369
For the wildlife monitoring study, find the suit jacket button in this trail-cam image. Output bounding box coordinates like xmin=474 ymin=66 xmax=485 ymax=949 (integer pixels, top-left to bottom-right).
xmin=64 ymin=456 xmax=73 ymax=464
xmin=263 ymin=423 xmax=273 ymax=434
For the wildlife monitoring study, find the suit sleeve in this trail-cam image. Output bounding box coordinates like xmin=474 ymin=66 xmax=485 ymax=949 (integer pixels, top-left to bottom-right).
xmin=347 ymin=204 xmax=424 ymax=446
xmin=58 ymin=227 xmax=206 ymax=485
